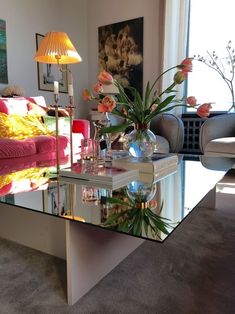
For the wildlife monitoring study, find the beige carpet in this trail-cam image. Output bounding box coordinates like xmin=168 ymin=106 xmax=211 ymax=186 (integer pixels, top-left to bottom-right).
xmin=0 ymin=203 xmax=235 ymax=314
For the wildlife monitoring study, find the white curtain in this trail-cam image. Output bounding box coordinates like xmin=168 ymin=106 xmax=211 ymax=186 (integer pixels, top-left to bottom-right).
xmin=162 ymin=0 xmax=190 ymax=117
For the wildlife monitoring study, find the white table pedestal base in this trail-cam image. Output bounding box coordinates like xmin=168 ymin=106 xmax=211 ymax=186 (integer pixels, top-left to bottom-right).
xmin=0 ymin=203 xmax=144 ymax=305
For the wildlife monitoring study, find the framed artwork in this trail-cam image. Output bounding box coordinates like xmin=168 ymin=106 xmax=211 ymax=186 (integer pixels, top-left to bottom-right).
xmin=35 ymin=33 xmax=68 ymax=93
xmin=0 ymin=19 xmax=8 ymax=84
xmin=98 ymin=17 xmax=143 ymax=97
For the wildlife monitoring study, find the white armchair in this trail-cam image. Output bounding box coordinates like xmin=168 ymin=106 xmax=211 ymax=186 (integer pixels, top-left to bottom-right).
xmin=199 ymin=113 xmax=235 ymax=156
xmin=150 ymin=113 xmax=185 ymax=153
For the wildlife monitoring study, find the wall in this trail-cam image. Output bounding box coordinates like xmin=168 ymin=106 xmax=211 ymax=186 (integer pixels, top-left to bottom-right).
xmin=87 ymin=0 xmax=164 ymax=93
xmin=0 ymin=0 xmax=164 ymax=119
xmin=0 ymin=0 xmax=89 ymax=118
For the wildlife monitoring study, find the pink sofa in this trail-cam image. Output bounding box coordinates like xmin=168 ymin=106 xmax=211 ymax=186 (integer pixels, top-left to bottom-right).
xmin=0 ymin=96 xmax=83 ymax=175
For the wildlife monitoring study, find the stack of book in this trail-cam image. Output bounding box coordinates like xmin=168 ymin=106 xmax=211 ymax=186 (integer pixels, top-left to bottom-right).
xmin=59 ymin=164 xmax=139 ymax=189
xmin=112 ymin=153 xmax=179 ymax=184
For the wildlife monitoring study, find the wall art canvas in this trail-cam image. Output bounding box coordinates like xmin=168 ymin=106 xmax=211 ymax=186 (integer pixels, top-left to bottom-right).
xmin=35 ymin=33 xmax=68 ymax=93
xmin=0 ymin=19 xmax=8 ymax=84
xmin=98 ymin=17 xmax=143 ymax=97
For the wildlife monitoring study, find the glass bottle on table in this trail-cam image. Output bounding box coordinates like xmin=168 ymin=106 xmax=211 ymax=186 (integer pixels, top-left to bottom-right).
xmin=93 ymin=112 xmax=112 ymax=166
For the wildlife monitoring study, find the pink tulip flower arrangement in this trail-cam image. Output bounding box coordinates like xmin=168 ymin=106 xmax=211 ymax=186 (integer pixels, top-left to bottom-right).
xmin=82 ymin=58 xmax=212 ymax=134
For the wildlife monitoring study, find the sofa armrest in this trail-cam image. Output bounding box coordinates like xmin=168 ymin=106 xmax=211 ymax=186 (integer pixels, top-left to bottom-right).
xmin=199 ymin=113 xmax=235 ymax=153
xmin=150 ymin=113 xmax=184 ymax=153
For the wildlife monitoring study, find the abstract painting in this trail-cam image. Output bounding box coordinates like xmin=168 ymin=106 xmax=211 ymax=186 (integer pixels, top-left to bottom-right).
xmin=0 ymin=19 xmax=8 ymax=84
xmin=98 ymin=17 xmax=143 ymax=97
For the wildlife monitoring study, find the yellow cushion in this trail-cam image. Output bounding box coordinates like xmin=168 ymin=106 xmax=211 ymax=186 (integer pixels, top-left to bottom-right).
xmin=0 ymin=112 xmax=52 ymax=140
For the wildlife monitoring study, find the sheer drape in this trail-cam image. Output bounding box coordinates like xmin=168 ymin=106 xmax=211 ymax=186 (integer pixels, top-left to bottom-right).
xmin=162 ymin=0 xmax=190 ymax=117
xmin=160 ymin=1 xmax=190 ymax=223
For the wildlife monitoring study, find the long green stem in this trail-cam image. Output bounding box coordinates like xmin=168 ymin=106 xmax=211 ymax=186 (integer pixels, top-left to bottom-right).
xmin=149 ymin=65 xmax=179 ymax=95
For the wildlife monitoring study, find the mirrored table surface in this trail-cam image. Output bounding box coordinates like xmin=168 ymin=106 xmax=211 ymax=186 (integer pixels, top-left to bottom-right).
xmin=1 ymin=154 xmax=234 ymax=243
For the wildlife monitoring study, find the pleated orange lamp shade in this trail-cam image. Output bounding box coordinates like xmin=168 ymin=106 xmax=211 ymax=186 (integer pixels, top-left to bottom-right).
xmin=34 ymin=32 xmax=82 ymax=64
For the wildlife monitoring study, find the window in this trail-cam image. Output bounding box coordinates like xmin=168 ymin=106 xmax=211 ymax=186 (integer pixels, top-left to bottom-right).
xmin=187 ymin=0 xmax=235 ymax=112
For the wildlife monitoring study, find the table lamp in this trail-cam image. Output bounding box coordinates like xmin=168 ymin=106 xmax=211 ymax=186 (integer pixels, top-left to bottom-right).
xmin=34 ymin=31 xmax=82 ymax=169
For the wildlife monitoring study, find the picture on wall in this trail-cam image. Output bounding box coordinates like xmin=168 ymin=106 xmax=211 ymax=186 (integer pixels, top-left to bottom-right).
xmin=0 ymin=19 xmax=8 ymax=84
xmin=35 ymin=33 xmax=68 ymax=93
xmin=98 ymin=17 xmax=143 ymax=97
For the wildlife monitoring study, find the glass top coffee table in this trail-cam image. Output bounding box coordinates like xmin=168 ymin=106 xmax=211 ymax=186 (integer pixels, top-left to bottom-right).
xmin=0 ymin=154 xmax=234 ymax=304
xmin=1 ymin=154 xmax=233 ymax=241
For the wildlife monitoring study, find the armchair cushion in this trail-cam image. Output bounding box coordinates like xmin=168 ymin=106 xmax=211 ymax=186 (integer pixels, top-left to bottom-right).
xmin=199 ymin=113 xmax=235 ymax=155
xmin=204 ymin=137 xmax=235 ymax=157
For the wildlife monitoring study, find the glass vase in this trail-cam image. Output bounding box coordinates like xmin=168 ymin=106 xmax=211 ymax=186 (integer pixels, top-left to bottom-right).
xmin=127 ymin=124 xmax=156 ymax=158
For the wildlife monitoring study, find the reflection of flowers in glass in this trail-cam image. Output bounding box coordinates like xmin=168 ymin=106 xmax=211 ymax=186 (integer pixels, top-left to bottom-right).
xmin=101 ymin=183 xmax=174 ymax=240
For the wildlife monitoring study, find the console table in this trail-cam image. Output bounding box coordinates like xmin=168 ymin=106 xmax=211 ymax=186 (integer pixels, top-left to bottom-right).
xmin=0 ymin=154 xmax=234 ymax=305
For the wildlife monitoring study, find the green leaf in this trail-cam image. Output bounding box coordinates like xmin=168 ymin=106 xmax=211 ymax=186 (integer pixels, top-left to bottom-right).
xmin=155 ymin=95 xmax=176 ymax=110
xmin=144 ymin=81 xmax=151 ymax=110
xmin=99 ymin=123 xmax=131 ymax=134
xmin=133 ymin=211 xmax=142 ymax=236
xmin=115 ymin=81 xmax=131 ymax=105
xmin=144 ymin=95 xmax=176 ymax=122
xmin=143 ymin=214 xmax=150 ymax=236
xmin=128 ymin=87 xmax=143 ymax=121
xmin=165 ymin=89 xmax=178 ymax=93
xmin=106 ymin=197 xmax=130 ymax=207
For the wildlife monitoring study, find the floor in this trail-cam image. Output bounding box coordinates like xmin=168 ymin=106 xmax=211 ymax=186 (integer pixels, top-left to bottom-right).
xmin=0 ymin=198 xmax=235 ymax=314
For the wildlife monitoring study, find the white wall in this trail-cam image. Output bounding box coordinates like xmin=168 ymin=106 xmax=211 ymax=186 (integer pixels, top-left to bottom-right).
xmin=0 ymin=0 xmax=164 ymax=119
xmin=0 ymin=0 xmax=89 ymax=118
xmin=87 ymin=0 xmax=164 ymax=91
xmin=57 ymin=0 xmax=89 ymax=118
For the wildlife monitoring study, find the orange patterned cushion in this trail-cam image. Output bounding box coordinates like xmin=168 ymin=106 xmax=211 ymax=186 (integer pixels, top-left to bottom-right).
xmin=27 ymin=102 xmax=47 ymax=116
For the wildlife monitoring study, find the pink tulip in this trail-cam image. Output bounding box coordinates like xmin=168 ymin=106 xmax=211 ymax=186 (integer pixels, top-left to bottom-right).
xmin=187 ymin=96 xmax=197 ymax=106
xmin=93 ymin=82 xmax=104 ymax=94
xmin=179 ymin=58 xmax=193 ymax=73
xmin=82 ymin=89 xmax=92 ymax=101
xmin=174 ymin=71 xmax=187 ymax=84
xmin=196 ymin=103 xmax=212 ymax=118
xmin=98 ymin=70 xmax=114 ymax=85
xmin=97 ymin=95 xmax=116 ymax=112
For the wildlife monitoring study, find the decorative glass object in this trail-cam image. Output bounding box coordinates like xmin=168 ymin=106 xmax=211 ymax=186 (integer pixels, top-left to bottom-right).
xmin=126 ymin=181 xmax=157 ymax=203
xmin=92 ymin=112 xmax=112 ymax=164
xmin=127 ymin=124 xmax=156 ymax=158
